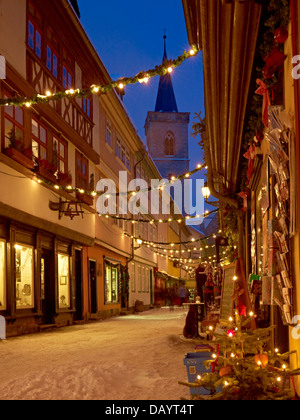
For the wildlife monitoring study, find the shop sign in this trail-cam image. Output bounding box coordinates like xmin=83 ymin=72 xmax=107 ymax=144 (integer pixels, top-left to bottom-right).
xmin=0 ymin=316 xmax=6 ymax=340
xmin=0 ymin=56 xmax=5 ymax=80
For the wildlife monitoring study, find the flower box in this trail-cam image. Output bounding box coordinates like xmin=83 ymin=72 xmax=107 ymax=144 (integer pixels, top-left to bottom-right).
xmin=36 ymin=159 xmax=57 ymax=185
xmin=76 ymin=192 xmax=94 ymax=206
xmin=56 ymin=171 xmax=72 ymax=188
xmin=4 ymin=147 xmax=35 ymax=170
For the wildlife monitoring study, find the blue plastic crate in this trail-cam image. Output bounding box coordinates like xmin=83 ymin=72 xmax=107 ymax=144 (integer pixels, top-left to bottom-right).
xmin=183 ymin=352 xmax=212 ymax=396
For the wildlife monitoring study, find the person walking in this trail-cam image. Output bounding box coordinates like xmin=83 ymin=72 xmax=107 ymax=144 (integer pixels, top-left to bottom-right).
xmin=177 ymin=282 xmax=188 ymax=306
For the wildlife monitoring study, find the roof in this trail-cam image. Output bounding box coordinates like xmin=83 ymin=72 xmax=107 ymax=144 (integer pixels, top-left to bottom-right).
xmin=155 ymin=36 xmax=178 ymax=113
xmin=69 ymin=0 xmax=80 ymax=18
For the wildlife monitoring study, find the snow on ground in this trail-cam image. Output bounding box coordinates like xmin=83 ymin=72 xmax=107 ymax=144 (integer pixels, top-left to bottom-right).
xmin=0 ymin=308 xmax=202 ymax=401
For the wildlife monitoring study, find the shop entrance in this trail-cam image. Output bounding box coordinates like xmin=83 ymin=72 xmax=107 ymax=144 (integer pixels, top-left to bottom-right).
xmin=89 ymin=260 xmax=97 ymax=314
xmin=41 ymin=251 xmax=55 ymax=324
xmin=75 ymin=250 xmax=83 ymax=321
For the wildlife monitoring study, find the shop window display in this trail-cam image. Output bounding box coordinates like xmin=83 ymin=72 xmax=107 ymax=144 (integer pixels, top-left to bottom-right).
xmin=105 ymin=263 xmax=119 ymax=304
xmin=58 ymin=254 xmax=70 ymax=309
xmin=15 ymin=245 xmax=34 ymax=309
xmin=0 ymin=241 xmax=6 ymax=310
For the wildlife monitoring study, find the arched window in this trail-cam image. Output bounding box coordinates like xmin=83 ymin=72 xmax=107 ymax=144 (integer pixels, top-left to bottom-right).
xmin=164 ymin=132 xmax=175 ymax=156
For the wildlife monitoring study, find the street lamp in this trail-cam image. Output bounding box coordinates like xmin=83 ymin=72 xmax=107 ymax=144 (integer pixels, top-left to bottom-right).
xmin=202 ymin=185 xmax=211 ymax=200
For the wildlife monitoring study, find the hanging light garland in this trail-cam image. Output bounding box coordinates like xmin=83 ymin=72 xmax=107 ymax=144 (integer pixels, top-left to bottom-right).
xmin=0 ymin=47 xmax=199 ymax=108
xmin=122 ymin=231 xmax=218 ymax=247
xmin=126 ymin=230 xmax=230 ymax=271
xmin=99 ymin=208 xmax=219 ymax=225
xmin=33 ymin=162 xmax=207 ymax=198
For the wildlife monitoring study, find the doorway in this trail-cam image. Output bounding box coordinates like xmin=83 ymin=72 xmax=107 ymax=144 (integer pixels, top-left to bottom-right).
xmin=89 ymin=260 xmax=97 ymax=314
xmin=41 ymin=251 xmax=54 ymax=324
xmin=75 ymin=250 xmax=83 ymax=321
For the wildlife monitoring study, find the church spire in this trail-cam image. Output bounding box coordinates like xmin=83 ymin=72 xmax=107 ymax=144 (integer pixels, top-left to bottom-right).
xmin=155 ymin=34 xmax=178 ymax=113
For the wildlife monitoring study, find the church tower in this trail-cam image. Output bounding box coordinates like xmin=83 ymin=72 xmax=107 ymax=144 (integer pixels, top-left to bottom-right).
xmin=145 ymin=36 xmax=190 ymax=180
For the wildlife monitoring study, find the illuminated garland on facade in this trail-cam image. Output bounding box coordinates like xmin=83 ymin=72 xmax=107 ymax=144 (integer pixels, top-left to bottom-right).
xmin=99 ymin=209 xmax=218 ymax=225
xmin=123 ymin=232 xmax=216 ymax=247
xmin=34 ymin=162 xmax=207 ymax=198
xmin=0 ymin=48 xmax=199 ymax=108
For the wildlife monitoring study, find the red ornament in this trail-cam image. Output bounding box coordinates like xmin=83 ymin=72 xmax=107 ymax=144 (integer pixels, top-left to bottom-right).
xmin=219 ymin=366 xmax=232 ymax=378
xmin=254 ymin=353 xmax=269 ymax=368
xmin=274 ymin=27 xmax=288 ymax=44
xmin=263 ymin=48 xmax=287 ymax=73
xmin=227 ymin=330 xmax=236 ymax=338
xmin=255 ymin=130 xmax=264 ymax=143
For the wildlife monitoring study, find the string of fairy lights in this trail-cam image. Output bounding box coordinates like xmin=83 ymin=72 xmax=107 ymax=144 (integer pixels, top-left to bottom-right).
xmin=0 ymin=47 xmax=199 ymax=108
xmin=35 ymin=162 xmax=208 ymax=201
xmin=99 ymin=208 xmax=218 ymax=226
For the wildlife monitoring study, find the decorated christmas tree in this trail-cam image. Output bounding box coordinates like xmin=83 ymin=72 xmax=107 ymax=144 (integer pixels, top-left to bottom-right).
xmin=180 ymin=260 xmax=300 ymax=400
xmin=180 ymin=312 xmax=300 ymax=400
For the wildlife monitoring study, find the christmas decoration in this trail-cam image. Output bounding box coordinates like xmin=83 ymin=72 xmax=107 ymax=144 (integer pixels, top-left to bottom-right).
xmin=179 ymin=311 xmax=300 ymax=400
xmin=255 ymin=79 xmax=271 ymax=128
xmin=239 ymin=0 xmax=290 ymax=193
xmin=30 ymin=162 xmax=206 ymax=199
xmin=254 ymin=353 xmax=269 ymax=368
xmin=102 ymin=208 xmax=218 ymax=226
xmin=274 ymin=27 xmax=289 ymax=44
xmin=0 ymin=48 xmax=199 ymax=109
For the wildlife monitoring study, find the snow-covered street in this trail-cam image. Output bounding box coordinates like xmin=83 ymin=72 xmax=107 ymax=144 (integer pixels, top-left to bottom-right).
xmin=0 ymin=308 xmax=197 ymax=401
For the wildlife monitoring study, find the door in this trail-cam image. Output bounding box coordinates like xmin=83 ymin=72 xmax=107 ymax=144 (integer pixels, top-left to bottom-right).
xmin=75 ymin=250 xmax=83 ymax=321
xmin=41 ymin=251 xmax=54 ymax=324
xmin=89 ymin=260 xmax=97 ymax=314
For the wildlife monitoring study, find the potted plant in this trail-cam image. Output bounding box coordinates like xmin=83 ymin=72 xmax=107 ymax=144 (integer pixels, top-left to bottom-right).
xmin=4 ymin=129 xmax=35 ymax=170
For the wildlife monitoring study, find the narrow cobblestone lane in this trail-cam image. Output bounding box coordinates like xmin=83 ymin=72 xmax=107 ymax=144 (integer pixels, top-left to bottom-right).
xmin=0 ymin=308 xmax=196 ymax=401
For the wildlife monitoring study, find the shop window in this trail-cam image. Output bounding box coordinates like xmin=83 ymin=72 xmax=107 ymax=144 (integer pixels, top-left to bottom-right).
xmin=130 ymin=263 xmax=136 ymax=293
xmin=32 ymin=118 xmax=47 ymax=161
xmin=137 ymin=265 xmax=142 ymax=292
xmin=15 ymin=245 xmax=34 ymax=309
xmin=58 ymin=254 xmax=70 ymax=309
xmin=146 ymin=268 xmax=150 ymax=293
xmin=105 ymin=262 xmax=119 ymax=304
xmin=75 ymin=151 xmax=89 ymax=190
xmin=53 ymin=137 xmax=67 ymax=173
xmin=3 ymin=94 xmax=25 ymax=149
xmin=27 ymin=2 xmax=42 ymax=59
xmin=0 ymin=241 xmax=6 ymax=310
xmin=142 ymin=267 xmax=146 ymax=292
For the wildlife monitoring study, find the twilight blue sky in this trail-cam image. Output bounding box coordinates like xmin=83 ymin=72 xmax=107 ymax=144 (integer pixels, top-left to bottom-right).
xmin=77 ymin=0 xmax=205 ymax=172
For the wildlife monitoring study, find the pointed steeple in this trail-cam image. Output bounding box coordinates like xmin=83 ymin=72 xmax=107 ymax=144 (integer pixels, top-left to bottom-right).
xmin=155 ymin=35 xmax=178 ymax=113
